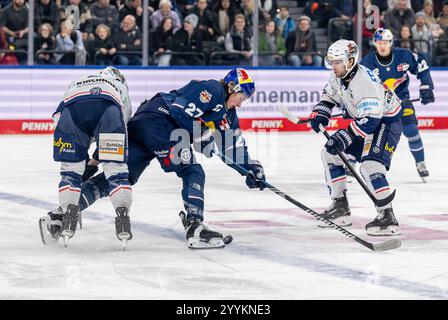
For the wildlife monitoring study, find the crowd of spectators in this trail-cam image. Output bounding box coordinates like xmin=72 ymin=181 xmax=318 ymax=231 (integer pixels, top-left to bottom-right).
xmin=1 ymin=0 xmax=448 ymax=66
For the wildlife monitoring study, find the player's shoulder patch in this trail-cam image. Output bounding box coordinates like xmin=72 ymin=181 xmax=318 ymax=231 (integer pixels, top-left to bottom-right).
xmin=199 ymin=90 xmax=212 ymax=103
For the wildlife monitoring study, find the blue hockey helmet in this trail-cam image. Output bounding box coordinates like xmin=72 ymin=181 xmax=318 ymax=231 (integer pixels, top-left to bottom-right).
xmin=223 ymin=68 xmax=255 ymax=99
xmin=373 ymin=28 xmax=394 ymax=44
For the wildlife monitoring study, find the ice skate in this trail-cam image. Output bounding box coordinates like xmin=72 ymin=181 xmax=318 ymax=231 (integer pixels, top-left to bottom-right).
xmin=115 ymin=207 xmax=132 ymax=251
xmin=179 ymin=211 xmax=225 ymax=249
xmin=61 ymin=204 xmax=79 ymax=247
xmin=318 ymin=193 xmax=352 ymax=227
xmin=39 ymin=207 xmax=63 ymax=245
xmin=366 ymin=208 xmax=401 ymax=236
xmin=416 ymin=161 xmax=429 ymax=183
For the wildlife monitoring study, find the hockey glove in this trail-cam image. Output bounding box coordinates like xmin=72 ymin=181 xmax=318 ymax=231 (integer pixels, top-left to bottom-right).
xmin=82 ymin=159 xmax=99 ymax=182
xmin=419 ymin=85 xmax=435 ymax=105
xmin=325 ymin=129 xmax=354 ymax=155
xmin=308 ymin=102 xmax=332 ymax=133
xmin=193 ymin=128 xmax=215 ymax=158
xmin=245 ymin=161 xmax=266 ymax=190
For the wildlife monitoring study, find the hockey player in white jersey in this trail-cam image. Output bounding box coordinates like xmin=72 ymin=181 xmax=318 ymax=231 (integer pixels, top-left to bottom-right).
xmin=39 ymin=66 xmax=133 ymax=248
xmin=308 ymin=40 xmax=402 ymax=236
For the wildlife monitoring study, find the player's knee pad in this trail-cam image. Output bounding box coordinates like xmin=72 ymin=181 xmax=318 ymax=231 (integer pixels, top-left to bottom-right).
xmin=103 ymin=162 xmax=132 ymax=211
xmin=402 ymin=122 xmax=419 ymax=138
xmin=321 ymin=148 xmax=344 ymax=167
xmin=176 ymin=165 xmax=205 ymax=221
xmin=58 ymin=161 xmax=85 ymax=212
xmin=79 ymin=173 xmax=109 ymax=211
xmin=360 ymin=160 xmax=391 ymax=206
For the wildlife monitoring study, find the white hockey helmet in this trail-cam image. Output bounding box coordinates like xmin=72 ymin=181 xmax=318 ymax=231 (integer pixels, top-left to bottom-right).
xmin=99 ymin=66 xmax=127 ymax=87
xmin=325 ymin=40 xmax=359 ymax=76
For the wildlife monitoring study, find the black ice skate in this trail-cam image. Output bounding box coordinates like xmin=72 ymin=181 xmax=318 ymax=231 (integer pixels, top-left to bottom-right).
xmin=115 ymin=207 xmax=132 ymax=251
xmin=179 ymin=211 xmax=225 ymax=249
xmin=318 ymin=194 xmax=352 ymax=228
xmin=365 ymin=208 xmax=401 ymax=236
xmin=61 ymin=204 xmax=80 ymax=247
xmin=39 ymin=207 xmax=63 ymax=245
xmin=416 ymin=161 xmax=429 ymax=183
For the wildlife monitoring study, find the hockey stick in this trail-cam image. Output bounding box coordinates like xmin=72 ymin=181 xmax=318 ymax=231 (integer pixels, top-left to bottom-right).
xmin=216 ymin=151 xmax=401 ymax=252
xmin=279 ymin=106 xmax=396 ymax=207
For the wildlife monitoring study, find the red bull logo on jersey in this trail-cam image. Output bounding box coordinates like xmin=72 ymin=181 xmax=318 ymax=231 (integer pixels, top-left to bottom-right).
xmin=199 ymin=90 xmax=212 ymax=103
xmin=397 ymin=63 xmax=410 ymax=72
xmin=384 ymin=75 xmax=408 ymax=91
xmin=237 ymin=69 xmax=253 ymax=84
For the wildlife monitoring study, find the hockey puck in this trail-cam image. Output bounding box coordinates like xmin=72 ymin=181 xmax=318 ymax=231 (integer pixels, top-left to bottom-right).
xmin=223 ymin=235 xmax=233 ymax=245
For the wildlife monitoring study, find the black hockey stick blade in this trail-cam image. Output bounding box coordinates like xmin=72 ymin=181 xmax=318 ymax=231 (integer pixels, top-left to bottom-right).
xmin=375 ymin=189 xmax=396 ymax=207
xmin=371 ymin=238 xmax=401 ymax=251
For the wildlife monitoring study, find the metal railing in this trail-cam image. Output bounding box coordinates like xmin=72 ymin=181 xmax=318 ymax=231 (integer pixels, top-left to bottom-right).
xmin=287 ymin=51 xmax=324 ymax=67
xmin=158 ymin=51 xmax=207 ymax=66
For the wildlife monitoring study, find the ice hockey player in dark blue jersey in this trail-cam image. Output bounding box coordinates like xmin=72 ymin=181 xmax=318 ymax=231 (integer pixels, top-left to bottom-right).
xmin=39 ymin=67 xmax=134 ymax=249
xmin=60 ymin=68 xmax=265 ymax=249
xmin=361 ymin=28 xmax=435 ymax=182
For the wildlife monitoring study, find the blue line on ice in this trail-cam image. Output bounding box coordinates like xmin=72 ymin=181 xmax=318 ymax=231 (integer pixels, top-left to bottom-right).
xmin=1 ymin=190 xmax=447 ymax=299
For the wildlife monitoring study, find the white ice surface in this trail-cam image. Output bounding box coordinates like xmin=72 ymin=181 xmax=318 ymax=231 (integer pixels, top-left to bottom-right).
xmin=1 ymin=131 xmax=448 ymax=299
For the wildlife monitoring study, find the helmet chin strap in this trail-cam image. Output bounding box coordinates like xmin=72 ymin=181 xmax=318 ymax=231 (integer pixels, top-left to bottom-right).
xmin=341 ymin=58 xmax=356 ymax=79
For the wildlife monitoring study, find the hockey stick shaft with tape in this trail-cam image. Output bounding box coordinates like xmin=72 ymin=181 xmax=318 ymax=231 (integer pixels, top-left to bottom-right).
xmin=216 ymin=150 xmax=400 ymax=251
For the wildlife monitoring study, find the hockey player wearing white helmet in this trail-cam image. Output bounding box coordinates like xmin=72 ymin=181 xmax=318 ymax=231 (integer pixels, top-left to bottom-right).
xmin=39 ymin=66 xmax=133 ymax=249
xmin=308 ymin=40 xmax=403 ymax=236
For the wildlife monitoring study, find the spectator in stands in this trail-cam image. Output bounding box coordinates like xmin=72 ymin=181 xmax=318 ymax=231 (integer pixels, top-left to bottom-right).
xmin=170 ymin=13 xmax=204 ymax=65
xmin=258 ymin=18 xmax=286 ymax=66
xmin=396 ymin=24 xmax=416 ymax=51
xmin=149 ymin=16 xmax=174 ymax=66
xmin=0 ymin=0 xmax=12 ymax=9
xmin=286 ymin=15 xmax=322 ymax=67
xmin=151 ymin=0 xmax=181 ymax=32
xmin=274 ymin=6 xmax=296 ymax=39
xmin=438 ymin=1 xmax=448 ymax=29
xmin=54 ymin=20 xmax=86 ymax=65
xmin=186 ymin=0 xmax=216 ymax=41
xmin=434 ymin=25 xmax=448 ymax=65
xmin=212 ymin=0 xmax=236 ymax=45
xmin=259 ymin=0 xmax=278 ymax=20
xmin=90 ymin=0 xmax=120 ymax=32
xmin=0 ymin=25 xmax=19 ymax=65
xmin=0 ymin=0 xmax=28 ymax=63
xmin=412 ymin=11 xmax=432 ymax=61
xmin=224 ymin=13 xmax=252 ymax=65
xmin=35 ymin=22 xmax=56 ymax=64
xmin=119 ymin=0 xmax=143 ymax=30
xmin=113 ymin=14 xmax=142 ymax=65
xmin=176 ymin=0 xmax=195 ymax=17
xmin=68 ymin=0 xmax=94 ymax=41
xmin=383 ymin=0 xmax=416 ymax=38
xmin=354 ymin=0 xmax=380 ymax=55
xmin=371 ymin=0 xmax=389 ymax=12
xmin=35 ymin=0 xmax=60 ymax=33
xmin=92 ymin=24 xmax=116 ymax=65
xmin=422 ymin=0 xmax=438 ymax=26
xmin=237 ymin=0 xmax=259 ymax=36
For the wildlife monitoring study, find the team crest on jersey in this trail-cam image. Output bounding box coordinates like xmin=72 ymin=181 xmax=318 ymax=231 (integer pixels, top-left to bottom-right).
xmin=200 ymin=90 xmax=212 ymax=103
xmin=397 ymin=63 xmax=410 ymax=72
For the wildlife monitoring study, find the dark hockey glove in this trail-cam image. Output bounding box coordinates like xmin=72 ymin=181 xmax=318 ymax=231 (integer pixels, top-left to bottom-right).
xmin=419 ymin=85 xmax=435 ymax=105
xmin=193 ymin=128 xmax=215 ymax=158
xmin=245 ymin=161 xmax=266 ymax=190
xmin=82 ymin=160 xmax=99 ymax=182
xmin=325 ymin=129 xmax=354 ymax=155
xmin=308 ymin=102 xmax=332 ymax=133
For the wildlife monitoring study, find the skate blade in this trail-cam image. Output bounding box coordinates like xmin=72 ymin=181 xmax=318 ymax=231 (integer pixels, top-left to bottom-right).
xmin=318 ymin=216 xmax=352 ymax=228
xmin=420 ymin=176 xmax=427 ymax=183
xmin=188 ymin=237 xmax=225 ymax=249
xmin=63 ymin=235 xmax=70 ymax=248
xmin=78 ymin=212 xmax=83 ymax=229
xmin=366 ymin=225 xmax=401 ymax=236
xmin=121 ymin=239 xmax=127 ymax=251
